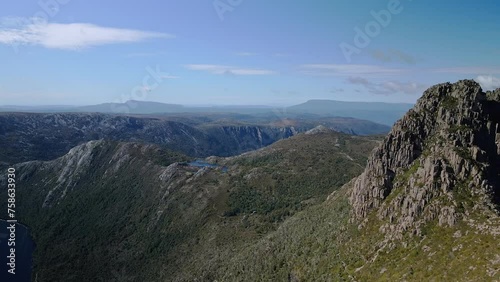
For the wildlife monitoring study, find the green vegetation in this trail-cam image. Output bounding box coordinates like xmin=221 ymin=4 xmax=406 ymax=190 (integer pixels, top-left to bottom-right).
xmin=355 ymin=218 xmax=500 ymax=281
xmin=0 ymin=132 xmax=381 ymax=281
xmin=214 ymin=185 xmax=500 ymax=281
xmin=447 ymin=124 xmax=472 ymax=134
xmin=453 ymin=146 xmax=472 ymax=161
xmin=223 ymin=133 xmax=377 ymax=227
xmin=441 ymin=96 xmax=459 ymax=110
xmin=150 ymin=146 xmax=192 ymax=166
xmin=452 ymin=176 xmax=477 ymax=213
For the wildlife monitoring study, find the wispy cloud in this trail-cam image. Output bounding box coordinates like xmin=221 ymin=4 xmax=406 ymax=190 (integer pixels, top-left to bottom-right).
xmin=184 ymin=64 xmax=276 ymax=75
xmin=475 ymin=75 xmax=500 ymax=90
xmin=300 ymin=64 xmax=405 ymax=76
xmin=347 ymin=76 xmax=427 ymax=95
xmin=0 ymin=18 xmax=172 ymax=50
xmin=433 ymin=67 xmax=500 ymax=74
xmin=369 ymin=49 xmax=418 ymax=64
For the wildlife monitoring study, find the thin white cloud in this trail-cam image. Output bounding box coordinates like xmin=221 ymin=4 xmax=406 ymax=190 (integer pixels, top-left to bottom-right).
xmin=184 ymin=64 xmax=276 ymax=75
xmin=347 ymin=76 xmax=427 ymax=95
xmin=475 ymin=75 xmax=500 ymax=90
xmin=433 ymin=67 xmax=500 ymax=74
xmin=301 ymin=64 xmax=500 ymax=78
xmin=0 ymin=18 xmax=172 ymax=50
xmin=301 ymin=64 xmax=405 ymax=76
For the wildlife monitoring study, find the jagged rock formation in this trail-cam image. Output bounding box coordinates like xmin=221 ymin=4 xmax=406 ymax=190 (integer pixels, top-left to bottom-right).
xmin=350 ymin=80 xmax=500 ymax=238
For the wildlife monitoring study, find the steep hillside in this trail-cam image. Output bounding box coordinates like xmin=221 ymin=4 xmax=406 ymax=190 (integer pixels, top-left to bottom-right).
xmin=0 ymin=130 xmax=379 ymax=281
xmin=0 ymin=113 xmax=212 ymax=164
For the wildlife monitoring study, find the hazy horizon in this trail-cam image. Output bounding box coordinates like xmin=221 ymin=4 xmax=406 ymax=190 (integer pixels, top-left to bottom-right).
xmin=0 ymin=97 xmax=417 ymax=108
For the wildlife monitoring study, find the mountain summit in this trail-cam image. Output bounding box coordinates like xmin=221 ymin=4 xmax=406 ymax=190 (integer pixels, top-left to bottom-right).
xmin=351 ymin=79 xmax=500 ymax=238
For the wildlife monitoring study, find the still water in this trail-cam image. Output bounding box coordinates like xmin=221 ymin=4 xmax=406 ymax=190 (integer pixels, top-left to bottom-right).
xmin=0 ymin=220 xmax=34 ymax=282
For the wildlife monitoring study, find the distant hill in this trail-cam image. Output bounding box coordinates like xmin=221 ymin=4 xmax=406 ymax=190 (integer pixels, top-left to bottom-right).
xmin=0 ymin=105 xmax=75 ymax=112
xmin=74 ymin=100 xmax=185 ymax=114
xmin=287 ymin=99 xmax=414 ymax=126
xmin=0 ymin=100 xmax=413 ymax=126
xmin=73 ymin=102 xmax=279 ymax=115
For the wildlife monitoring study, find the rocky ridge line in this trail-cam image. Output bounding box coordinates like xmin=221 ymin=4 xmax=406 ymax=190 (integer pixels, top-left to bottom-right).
xmin=349 ymin=80 xmax=500 ymax=238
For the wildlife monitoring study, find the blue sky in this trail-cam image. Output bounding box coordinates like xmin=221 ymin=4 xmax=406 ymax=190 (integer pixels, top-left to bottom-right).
xmin=1 ymin=0 xmax=500 ymax=106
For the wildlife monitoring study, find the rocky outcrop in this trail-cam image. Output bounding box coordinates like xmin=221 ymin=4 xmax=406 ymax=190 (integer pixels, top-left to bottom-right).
xmin=305 ymin=125 xmax=334 ymax=135
xmin=350 ymin=80 xmax=500 ymax=238
xmin=43 ymin=140 xmax=104 ymax=207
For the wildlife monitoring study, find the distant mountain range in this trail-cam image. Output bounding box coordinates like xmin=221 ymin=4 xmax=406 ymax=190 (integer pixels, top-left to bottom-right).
xmin=0 ymin=99 xmax=414 ymax=126
xmin=75 ymin=100 xmax=185 ymax=114
xmin=0 ymin=112 xmax=389 ymax=165
xmin=288 ymin=99 xmax=413 ymax=126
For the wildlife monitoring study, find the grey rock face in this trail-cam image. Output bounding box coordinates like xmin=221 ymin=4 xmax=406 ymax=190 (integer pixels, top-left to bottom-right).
xmin=0 ymin=113 xmax=298 ymax=163
xmin=350 ymin=80 xmax=500 ymax=237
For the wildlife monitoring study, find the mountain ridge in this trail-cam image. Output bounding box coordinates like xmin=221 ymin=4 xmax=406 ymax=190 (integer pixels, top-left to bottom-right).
xmin=351 ymin=80 xmax=500 ymax=233
xmin=0 ymin=99 xmax=413 ymax=126
xmin=0 ymin=112 xmax=389 ymax=165
xmin=0 ymin=131 xmax=380 ymax=281
xmin=1 ymin=80 xmax=499 ymax=281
